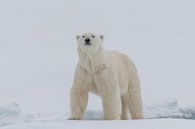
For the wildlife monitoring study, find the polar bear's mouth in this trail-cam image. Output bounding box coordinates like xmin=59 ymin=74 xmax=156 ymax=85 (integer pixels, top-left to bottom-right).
xmin=84 ymin=43 xmax=92 ymax=46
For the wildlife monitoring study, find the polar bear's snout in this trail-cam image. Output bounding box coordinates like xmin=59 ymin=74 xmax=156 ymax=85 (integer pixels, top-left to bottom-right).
xmin=84 ymin=38 xmax=91 ymax=45
xmin=76 ymin=33 xmax=102 ymax=48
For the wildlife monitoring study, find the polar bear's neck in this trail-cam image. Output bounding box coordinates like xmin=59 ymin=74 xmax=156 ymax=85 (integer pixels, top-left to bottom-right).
xmin=78 ymin=47 xmax=107 ymax=73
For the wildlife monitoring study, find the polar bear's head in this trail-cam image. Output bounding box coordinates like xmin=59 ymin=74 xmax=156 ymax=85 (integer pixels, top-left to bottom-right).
xmin=76 ymin=33 xmax=104 ymax=52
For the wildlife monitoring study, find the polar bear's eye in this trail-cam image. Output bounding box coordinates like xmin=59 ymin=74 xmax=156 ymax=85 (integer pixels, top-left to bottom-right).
xmin=82 ymin=36 xmax=85 ymax=38
xmin=92 ymin=35 xmax=95 ymax=38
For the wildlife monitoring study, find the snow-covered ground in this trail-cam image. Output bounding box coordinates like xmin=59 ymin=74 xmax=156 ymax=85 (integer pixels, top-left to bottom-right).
xmin=0 ymin=0 xmax=195 ymax=128
xmin=1 ymin=100 xmax=195 ymax=128
xmin=1 ymin=119 xmax=195 ymax=129
xmin=1 ymin=0 xmax=195 ymax=114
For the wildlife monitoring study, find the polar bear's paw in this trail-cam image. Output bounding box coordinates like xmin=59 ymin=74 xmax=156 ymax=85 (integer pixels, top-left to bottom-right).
xmin=104 ymin=115 xmax=121 ymax=120
xmin=68 ymin=117 xmax=81 ymax=120
xmin=68 ymin=116 xmax=82 ymax=120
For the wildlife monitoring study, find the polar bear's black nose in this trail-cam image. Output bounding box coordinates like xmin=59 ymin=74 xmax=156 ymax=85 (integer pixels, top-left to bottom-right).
xmin=85 ymin=38 xmax=90 ymax=44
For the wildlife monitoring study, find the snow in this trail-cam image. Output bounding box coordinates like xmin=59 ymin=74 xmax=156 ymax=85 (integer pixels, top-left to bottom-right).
xmin=1 ymin=119 xmax=195 ymax=129
xmin=0 ymin=103 xmax=33 ymax=126
xmin=144 ymin=99 xmax=184 ymax=119
xmin=179 ymin=106 xmax=195 ymax=119
xmin=1 ymin=100 xmax=195 ymax=128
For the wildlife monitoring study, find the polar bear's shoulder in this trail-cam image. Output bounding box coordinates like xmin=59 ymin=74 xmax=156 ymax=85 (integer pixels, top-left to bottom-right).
xmin=108 ymin=50 xmax=130 ymax=60
xmin=108 ymin=50 xmax=135 ymax=67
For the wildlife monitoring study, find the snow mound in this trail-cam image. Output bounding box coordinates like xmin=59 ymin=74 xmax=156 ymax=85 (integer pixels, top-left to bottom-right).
xmin=179 ymin=106 xmax=195 ymax=119
xmin=144 ymin=99 xmax=184 ymax=119
xmin=0 ymin=103 xmax=33 ymax=126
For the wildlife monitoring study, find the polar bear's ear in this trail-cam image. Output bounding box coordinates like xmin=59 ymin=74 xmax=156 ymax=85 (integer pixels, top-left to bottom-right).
xmin=100 ymin=35 xmax=104 ymax=40
xmin=76 ymin=35 xmax=80 ymax=41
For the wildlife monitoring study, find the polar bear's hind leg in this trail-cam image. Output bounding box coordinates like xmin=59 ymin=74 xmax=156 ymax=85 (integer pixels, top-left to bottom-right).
xmin=128 ymin=70 xmax=144 ymax=119
xmin=121 ymin=95 xmax=129 ymax=120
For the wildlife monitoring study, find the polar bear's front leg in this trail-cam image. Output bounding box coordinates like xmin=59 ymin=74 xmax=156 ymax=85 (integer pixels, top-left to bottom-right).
xmin=69 ymin=85 xmax=88 ymax=120
xmin=101 ymin=88 xmax=121 ymax=120
xmin=96 ymin=69 xmax=122 ymax=120
xmin=69 ymin=67 xmax=90 ymax=120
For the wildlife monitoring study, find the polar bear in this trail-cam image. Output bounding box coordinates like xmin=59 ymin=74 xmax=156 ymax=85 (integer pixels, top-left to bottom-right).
xmin=69 ymin=33 xmax=144 ymax=120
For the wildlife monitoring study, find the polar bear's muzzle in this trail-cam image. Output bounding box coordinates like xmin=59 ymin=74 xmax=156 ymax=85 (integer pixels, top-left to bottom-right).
xmin=84 ymin=38 xmax=92 ymax=46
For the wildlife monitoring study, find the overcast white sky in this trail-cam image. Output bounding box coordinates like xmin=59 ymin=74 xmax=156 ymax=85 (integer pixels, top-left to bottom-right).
xmin=0 ymin=0 xmax=195 ymax=113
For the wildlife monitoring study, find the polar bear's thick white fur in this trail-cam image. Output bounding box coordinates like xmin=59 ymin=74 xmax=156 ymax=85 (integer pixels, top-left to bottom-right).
xmin=69 ymin=33 xmax=144 ymax=120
